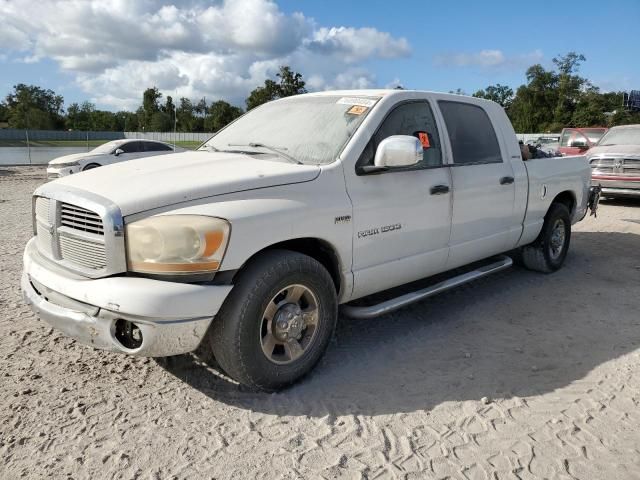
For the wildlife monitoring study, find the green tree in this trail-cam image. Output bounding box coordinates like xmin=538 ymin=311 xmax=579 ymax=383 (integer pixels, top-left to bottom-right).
xmin=473 ymin=84 xmax=514 ymax=108
xmin=246 ymin=79 xmax=280 ymax=110
xmin=115 ymin=111 xmax=139 ymax=132
xmin=141 ymin=87 xmax=162 ymax=130
xmin=276 ymin=66 xmax=307 ymax=97
xmin=204 ymin=100 xmax=243 ymax=132
xmin=5 ymin=83 xmax=65 ymax=129
xmin=508 ymin=64 xmax=560 ymax=132
xmin=571 ymin=87 xmax=607 ymax=127
xmin=149 ymin=111 xmax=171 ymax=131
xmin=0 ymin=102 xmax=8 ymax=122
xmin=552 ymin=52 xmax=588 ymax=127
xmin=176 ymin=97 xmax=195 ymax=132
xmin=245 ymin=66 xmax=307 ymax=110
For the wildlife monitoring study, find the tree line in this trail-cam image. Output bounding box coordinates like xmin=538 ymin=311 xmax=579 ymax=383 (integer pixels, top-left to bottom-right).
xmin=1 ymin=54 xmax=638 ymax=134
xmin=0 ymin=66 xmax=306 ymax=133
xmin=470 ymin=52 xmax=639 ymax=131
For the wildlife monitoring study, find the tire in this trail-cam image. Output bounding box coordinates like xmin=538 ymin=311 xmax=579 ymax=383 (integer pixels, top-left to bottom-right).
xmin=209 ymin=250 xmax=338 ymax=391
xmin=83 ymin=163 xmax=101 ymax=171
xmin=521 ymin=203 xmax=571 ymax=273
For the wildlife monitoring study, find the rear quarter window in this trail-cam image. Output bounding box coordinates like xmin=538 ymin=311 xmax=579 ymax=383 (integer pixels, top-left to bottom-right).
xmin=438 ymin=101 xmax=502 ymax=165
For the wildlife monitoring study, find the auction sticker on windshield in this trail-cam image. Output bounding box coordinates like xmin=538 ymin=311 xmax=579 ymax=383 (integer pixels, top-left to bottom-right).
xmin=347 ymin=105 xmax=368 ymax=115
xmin=337 ymin=97 xmax=378 ymax=108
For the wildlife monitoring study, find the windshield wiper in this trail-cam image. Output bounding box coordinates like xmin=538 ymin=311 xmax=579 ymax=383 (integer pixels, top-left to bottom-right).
xmin=200 ymin=144 xmax=220 ymax=152
xmin=227 ymin=142 xmax=303 ymax=165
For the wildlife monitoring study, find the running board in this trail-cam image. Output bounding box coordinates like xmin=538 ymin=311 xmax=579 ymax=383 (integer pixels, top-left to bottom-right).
xmin=341 ymin=255 xmax=513 ymax=319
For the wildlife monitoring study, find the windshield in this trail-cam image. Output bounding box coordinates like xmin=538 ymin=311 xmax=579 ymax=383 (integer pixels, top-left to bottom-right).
xmin=582 ymin=128 xmax=607 ymax=143
xmin=91 ymin=140 xmax=122 ymax=154
xmin=598 ymin=126 xmax=640 ymax=146
xmin=200 ymin=95 xmax=377 ymax=165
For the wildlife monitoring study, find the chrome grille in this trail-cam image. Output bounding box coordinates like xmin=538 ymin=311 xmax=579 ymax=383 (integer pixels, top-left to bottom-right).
xmin=60 ymin=203 xmax=104 ymax=235
xmin=590 ymin=158 xmax=615 ymax=167
xmin=60 ymin=235 xmax=107 ymax=270
xmin=36 ymin=222 xmax=54 ymax=257
xmin=33 ymin=195 xmax=111 ymax=274
xmin=35 ymin=197 xmax=50 ymax=223
xmin=591 ymin=157 xmax=640 ymax=176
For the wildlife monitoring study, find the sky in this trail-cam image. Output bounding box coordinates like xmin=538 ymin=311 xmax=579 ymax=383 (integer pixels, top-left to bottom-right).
xmin=1 ymin=0 xmax=639 ymax=112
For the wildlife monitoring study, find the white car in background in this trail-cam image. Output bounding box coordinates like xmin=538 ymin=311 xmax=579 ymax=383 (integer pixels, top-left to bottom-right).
xmin=47 ymin=139 xmax=184 ymax=179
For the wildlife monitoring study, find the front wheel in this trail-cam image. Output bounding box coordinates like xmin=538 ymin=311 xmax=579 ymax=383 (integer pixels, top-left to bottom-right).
xmin=521 ymin=203 xmax=571 ymax=273
xmin=208 ymin=250 xmax=338 ymax=391
xmin=83 ymin=163 xmax=101 ymax=171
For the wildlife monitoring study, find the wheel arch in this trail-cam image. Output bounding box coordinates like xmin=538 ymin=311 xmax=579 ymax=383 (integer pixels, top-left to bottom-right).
xmin=234 ymin=237 xmax=344 ymax=295
xmin=549 ymin=190 xmax=576 ymax=217
xmin=82 ymin=162 xmax=102 ymax=171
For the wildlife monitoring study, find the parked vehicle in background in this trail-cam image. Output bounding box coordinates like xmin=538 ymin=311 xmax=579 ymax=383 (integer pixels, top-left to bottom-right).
xmin=559 ymin=127 xmax=607 ymax=156
xmin=588 ymin=124 xmax=640 ymax=198
xmin=527 ymin=135 xmax=560 ymax=154
xmin=23 ymin=90 xmax=596 ymax=391
xmin=46 ymin=139 xmax=184 ymax=179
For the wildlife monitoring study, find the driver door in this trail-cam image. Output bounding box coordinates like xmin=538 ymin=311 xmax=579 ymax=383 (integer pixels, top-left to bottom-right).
xmin=111 ymin=141 xmax=145 ymax=164
xmin=346 ymin=100 xmax=452 ymax=300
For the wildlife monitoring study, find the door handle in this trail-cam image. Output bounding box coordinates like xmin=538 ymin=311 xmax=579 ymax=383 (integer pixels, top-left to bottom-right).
xmin=500 ymin=176 xmax=514 ymax=185
xmin=430 ymin=184 xmax=450 ymax=195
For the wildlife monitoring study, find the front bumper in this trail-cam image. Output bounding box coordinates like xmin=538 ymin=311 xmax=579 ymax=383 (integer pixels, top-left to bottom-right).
xmin=592 ymin=176 xmax=640 ymax=197
xmin=46 ymin=165 xmax=80 ymax=179
xmin=22 ymin=238 xmax=233 ymax=356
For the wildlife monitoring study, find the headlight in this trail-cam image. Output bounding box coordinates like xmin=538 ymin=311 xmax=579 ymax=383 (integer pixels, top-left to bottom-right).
xmin=51 ymin=161 xmax=79 ymax=168
xmin=125 ymin=215 xmax=230 ymax=275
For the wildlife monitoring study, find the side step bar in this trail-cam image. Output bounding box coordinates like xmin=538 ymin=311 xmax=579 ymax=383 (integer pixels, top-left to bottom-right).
xmin=341 ymin=255 xmax=513 ymax=319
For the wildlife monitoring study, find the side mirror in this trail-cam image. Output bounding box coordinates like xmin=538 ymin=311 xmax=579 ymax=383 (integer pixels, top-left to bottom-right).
xmin=114 ymin=148 xmax=124 ymax=156
xmin=571 ymin=140 xmax=588 ymax=149
xmin=374 ymin=135 xmax=422 ymax=168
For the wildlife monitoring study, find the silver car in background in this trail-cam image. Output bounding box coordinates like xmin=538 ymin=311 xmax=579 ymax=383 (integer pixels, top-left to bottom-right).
xmin=47 ymin=139 xmax=184 ymax=179
xmin=588 ymin=125 xmax=640 ymax=198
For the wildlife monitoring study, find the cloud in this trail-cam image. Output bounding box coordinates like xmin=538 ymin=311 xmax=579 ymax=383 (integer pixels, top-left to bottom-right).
xmin=306 ymin=27 xmax=410 ymax=63
xmin=0 ymin=0 xmax=411 ymax=109
xmin=434 ymin=49 xmax=543 ymax=69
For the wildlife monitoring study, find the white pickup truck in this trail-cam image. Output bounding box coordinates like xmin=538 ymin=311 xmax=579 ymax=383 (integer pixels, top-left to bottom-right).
xmin=22 ymin=90 xmax=595 ymax=391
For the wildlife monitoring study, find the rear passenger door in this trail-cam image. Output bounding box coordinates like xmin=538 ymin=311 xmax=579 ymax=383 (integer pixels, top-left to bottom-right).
xmin=438 ymin=100 xmax=516 ymax=269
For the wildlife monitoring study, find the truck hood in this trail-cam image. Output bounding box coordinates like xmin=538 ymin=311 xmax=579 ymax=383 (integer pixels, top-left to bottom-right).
xmin=45 ymin=151 xmax=320 ymax=216
xmin=48 ymin=152 xmax=104 ymax=165
xmin=587 ymin=144 xmax=640 ymax=158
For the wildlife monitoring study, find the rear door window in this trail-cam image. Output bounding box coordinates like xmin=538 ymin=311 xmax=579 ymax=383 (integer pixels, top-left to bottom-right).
xmin=438 ymin=101 xmax=502 ymax=165
xmin=144 ymin=142 xmax=173 ymax=152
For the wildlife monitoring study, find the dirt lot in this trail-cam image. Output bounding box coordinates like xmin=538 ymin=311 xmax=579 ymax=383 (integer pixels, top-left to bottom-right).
xmin=1 ymin=166 xmax=640 ymax=479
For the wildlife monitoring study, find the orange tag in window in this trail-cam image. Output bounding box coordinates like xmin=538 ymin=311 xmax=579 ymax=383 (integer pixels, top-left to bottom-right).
xmin=347 ymin=105 xmax=367 ymax=115
xmin=418 ymin=132 xmax=430 ymax=148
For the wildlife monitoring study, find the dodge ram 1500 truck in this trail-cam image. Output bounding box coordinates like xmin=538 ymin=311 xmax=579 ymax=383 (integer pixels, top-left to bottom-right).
xmin=22 ymin=90 xmax=594 ymax=391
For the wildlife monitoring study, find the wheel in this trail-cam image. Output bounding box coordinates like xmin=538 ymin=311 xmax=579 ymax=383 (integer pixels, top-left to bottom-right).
xmin=83 ymin=163 xmax=101 ymax=171
xmin=521 ymin=203 xmax=571 ymax=273
xmin=208 ymin=250 xmax=338 ymax=391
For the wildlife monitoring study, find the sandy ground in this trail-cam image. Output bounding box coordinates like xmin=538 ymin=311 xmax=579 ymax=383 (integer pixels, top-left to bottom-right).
xmin=1 ymin=166 xmax=640 ymax=479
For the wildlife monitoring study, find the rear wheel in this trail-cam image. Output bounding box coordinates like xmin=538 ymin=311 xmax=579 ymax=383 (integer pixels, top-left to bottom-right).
xmin=208 ymin=250 xmax=338 ymax=391
xmin=521 ymin=203 xmax=571 ymax=273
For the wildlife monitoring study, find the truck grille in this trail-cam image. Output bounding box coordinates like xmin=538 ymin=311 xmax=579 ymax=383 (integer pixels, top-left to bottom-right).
xmin=59 ymin=235 xmax=107 ymax=269
xmin=34 ymin=196 xmax=108 ymax=272
xmin=591 ymin=157 xmax=640 ymax=176
xmin=60 ymin=203 xmax=104 ymax=235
